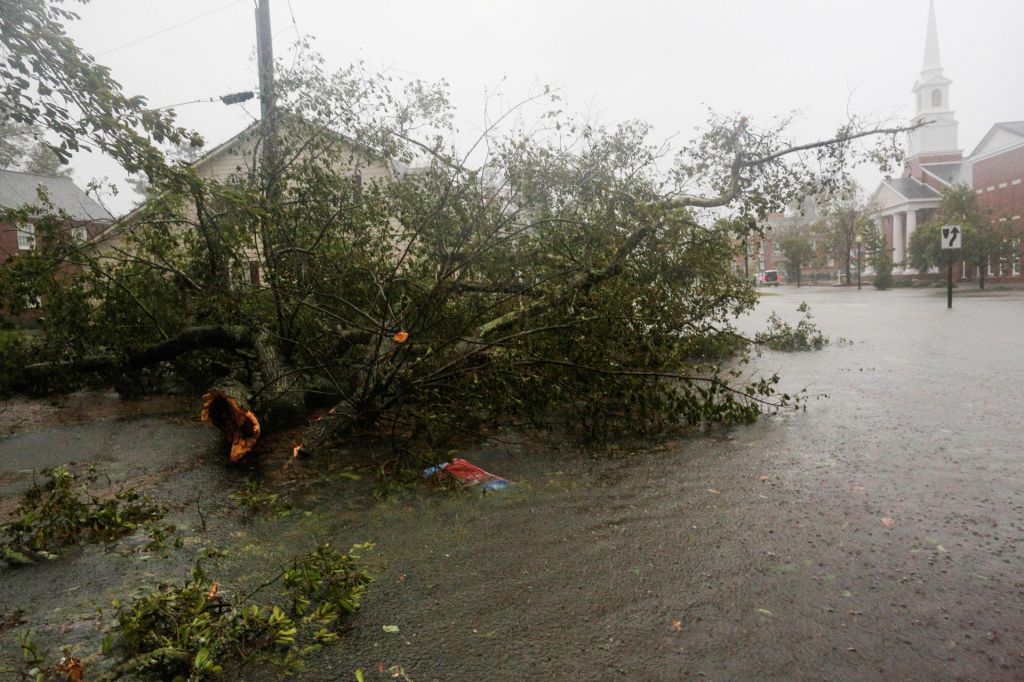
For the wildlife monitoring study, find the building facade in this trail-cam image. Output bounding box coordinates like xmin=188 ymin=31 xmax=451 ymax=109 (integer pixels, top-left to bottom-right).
xmin=0 ymin=169 xmax=112 ymax=265
xmin=871 ymin=1 xmax=1024 ymax=281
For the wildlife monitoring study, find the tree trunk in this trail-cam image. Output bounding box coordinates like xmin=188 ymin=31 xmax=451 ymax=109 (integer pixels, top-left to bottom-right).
xmin=201 ymin=379 xmax=261 ymax=463
xmin=979 ymin=257 xmax=986 ymax=289
xmin=252 ymin=330 xmax=307 ymax=431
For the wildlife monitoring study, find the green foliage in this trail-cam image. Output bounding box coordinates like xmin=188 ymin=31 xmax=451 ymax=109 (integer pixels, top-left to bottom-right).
xmin=0 ymin=115 xmax=72 ymax=176
xmin=0 ymin=329 xmax=29 ymax=395
xmin=282 ymin=543 xmax=375 ymax=633
xmin=113 ymin=564 xmax=292 ymax=680
xmin=872 ymin=244 xmax=893 ymax=290
xmin=908 ymin=186 xmax=1018 ymax=288
xmin=0 ymin=466 xmax=168 ymax=565
xmin=1 ymin=9 xmax=910 ymax=449
xmin=229 ymin=479 xmax=291 ymax=516
xmin=813 ymin=196 xmax=875 ymax=282
xmin=0 ymin=0 xmax=200 ymax=175
xmin=755 ymin=303 xmax=830 ymax=351
xmin=112 ymin=544 xmax=372 ymax=681
xmin=776 ymin=233 xmax=815 ymax=286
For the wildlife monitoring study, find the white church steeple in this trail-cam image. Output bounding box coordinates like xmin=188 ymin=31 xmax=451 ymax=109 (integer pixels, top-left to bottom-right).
xmin=907 ymin=0 xmax=960 ymax=160
xmin=921 ymin=0 xmax=942 ymax=75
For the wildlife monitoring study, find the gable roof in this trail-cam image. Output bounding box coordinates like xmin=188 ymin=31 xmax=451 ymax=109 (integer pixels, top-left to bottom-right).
xmin=884 ymin=177 xmax=942 ymax=201
xmin=968 ymin=121 xmax=1024 ymax=160
xmin=188 ymin=116 xmax=409 ymax=179
xmin=0 ymin=169 xmax=112 ymax=222
xmin=188 ymin=120 xmax=261 ymax=173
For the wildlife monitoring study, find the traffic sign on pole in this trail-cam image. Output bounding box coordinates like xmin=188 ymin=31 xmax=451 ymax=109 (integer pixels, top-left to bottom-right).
xmin=940 ymin=226 xmax=962 ymax=308
xmin=941 ymin=225 xmax=962 ymax=249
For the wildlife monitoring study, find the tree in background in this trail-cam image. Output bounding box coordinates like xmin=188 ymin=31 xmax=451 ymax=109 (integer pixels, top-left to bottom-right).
xmin=776 ymin=233 xmax=815 ymax=287
xmin=908 ymin=185 xmax=1013 ymax=289
xmin=0 ymin=115 xmax=73 ymax=177
xmin=815 ymin=194 xmax=876 ymax=284
xmin=861 ymin=220 xmax=893 ymax=289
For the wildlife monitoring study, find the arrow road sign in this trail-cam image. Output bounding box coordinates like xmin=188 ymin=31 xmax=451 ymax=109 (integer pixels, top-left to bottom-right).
xmin=941 ymin=225 xmax=962 ymax=249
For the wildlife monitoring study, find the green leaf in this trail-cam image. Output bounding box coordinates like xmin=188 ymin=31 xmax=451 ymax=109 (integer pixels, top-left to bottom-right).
xmin=3 ymin=546 xmax=35 ymax=565
xmin=193 ymin=647 xmax=211 ymax=670
xmin=382 ymin=624 xmax=400 ymax=634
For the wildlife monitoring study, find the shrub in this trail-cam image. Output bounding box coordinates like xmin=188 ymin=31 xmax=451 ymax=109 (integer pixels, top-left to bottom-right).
xmin=754 ymin=302 xmax=830 ymax=351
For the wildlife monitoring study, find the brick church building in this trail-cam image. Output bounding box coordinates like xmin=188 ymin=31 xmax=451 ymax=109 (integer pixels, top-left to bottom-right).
xmin=871 ymin=1 xmax=1024 ymax=280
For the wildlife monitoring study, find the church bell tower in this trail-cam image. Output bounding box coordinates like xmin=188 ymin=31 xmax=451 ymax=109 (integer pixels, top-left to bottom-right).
xmin=907 ymin=0 xmax=961 ymax=162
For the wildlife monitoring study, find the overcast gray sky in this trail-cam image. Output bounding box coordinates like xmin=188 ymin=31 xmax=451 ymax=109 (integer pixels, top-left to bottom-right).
xmin=62 ymin=0 xmax=1024 ymax=214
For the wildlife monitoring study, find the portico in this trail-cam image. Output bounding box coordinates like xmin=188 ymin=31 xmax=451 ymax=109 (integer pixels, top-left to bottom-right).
xmin=871 ymin=183 xmax=940 ymax=271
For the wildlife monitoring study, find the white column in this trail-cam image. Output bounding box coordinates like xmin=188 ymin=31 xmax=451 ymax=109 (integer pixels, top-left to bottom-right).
xmin=892 ymin=212 xmax=905 ymax=268
xmin=904 ymin=209 xmax=917 ymax=273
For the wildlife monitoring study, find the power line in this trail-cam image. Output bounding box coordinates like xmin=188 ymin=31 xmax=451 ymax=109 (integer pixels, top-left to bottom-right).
xmin=96 ymin=0 xmax=246 ymax=57
xmin=286 ymin=0 xmax=300 ymax=41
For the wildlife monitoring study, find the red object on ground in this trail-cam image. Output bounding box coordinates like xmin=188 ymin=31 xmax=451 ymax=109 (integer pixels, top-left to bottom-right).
xmin=441 ymin=458 xmax=494 ymax=483
xmin=423 ymin=457 xmax=512 ymax=491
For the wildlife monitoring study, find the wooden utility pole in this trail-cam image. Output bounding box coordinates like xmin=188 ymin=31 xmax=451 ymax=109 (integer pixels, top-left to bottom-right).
xmin=255 ymin=0 xmax=276 ymax=184
xmin=254 ymin=0 xmax=288 ymax=345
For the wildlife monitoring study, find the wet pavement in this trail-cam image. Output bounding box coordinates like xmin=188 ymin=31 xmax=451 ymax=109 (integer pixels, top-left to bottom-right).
xmin=2 ymin=286 xmax=1024 ymax=680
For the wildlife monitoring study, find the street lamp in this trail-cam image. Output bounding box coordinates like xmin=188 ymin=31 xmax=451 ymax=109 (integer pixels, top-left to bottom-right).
xmin=856 ymin=234 xmax=863 ymax=290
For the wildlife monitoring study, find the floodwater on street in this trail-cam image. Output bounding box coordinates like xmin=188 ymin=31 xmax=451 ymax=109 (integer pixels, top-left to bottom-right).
xmin=1 ymin=286 xmax=1023 ymax=681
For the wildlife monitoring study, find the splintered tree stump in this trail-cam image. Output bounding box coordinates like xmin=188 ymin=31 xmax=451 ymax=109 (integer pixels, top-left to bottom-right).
xmin=201 ymin=380 xmax=261 ymax=462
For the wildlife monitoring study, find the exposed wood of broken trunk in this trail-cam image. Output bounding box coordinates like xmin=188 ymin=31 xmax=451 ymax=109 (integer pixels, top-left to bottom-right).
xmin=201 ymin=379 xmax=260 ymax=463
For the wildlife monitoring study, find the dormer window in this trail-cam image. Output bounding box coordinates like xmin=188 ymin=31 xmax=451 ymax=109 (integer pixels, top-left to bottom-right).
xmin=931 ymin=89 xmax=942 ymax=107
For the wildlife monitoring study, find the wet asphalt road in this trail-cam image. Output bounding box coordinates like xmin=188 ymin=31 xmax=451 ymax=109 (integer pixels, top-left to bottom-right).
xmin=2 ymin=286 xmax=1023 ymax=681
xmin=325 ymin=286 xmax=1024 ymax=681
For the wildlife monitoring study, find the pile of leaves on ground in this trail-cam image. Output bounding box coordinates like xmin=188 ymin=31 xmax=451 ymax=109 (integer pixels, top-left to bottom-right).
xmin=109 ymin=543 xmax=373 ymax=680
xmin=754 ymin=303 xmax=831 ymax=352
xmin=0 ymin=466 xmax=171 ymax=566
xmin=3 ymin=543 xmax=373 ymax=680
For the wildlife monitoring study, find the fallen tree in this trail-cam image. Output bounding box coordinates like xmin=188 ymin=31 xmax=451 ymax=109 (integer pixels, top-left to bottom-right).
xmin=0 ymin=10 xmax=913 ymax=459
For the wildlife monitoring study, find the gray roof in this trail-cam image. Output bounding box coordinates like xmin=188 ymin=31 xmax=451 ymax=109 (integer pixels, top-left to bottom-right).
xmin=0 ymin=170 xmax=112 ymax=222
xmin=885 ymin=177 xmax=942 ymax=201
xmin=967 ymin=121 xmax=1024 ymax=159
xmin=920 ymin=162 xmax=963 ymax=185
xmin=996 ymin=121 xmax=1024 ymax=137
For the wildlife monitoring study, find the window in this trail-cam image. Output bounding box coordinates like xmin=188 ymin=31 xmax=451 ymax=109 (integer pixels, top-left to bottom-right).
xmin=72 ymin=225 xmax=87 ymax=243
xmin=17 ymin=223 xmax=35 ymax=250
xmin=352 ymin=170 xmax=363 ymax=201
xmin=987 ymin=256 xmax=994 ymax=277
xmin=1013 ymin=241 xmax=1021 ymax=276
xmin=931 ymin=89 xmax=942 ymax=107
xmin=249 ymin=260 xmax=261 ymax=286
